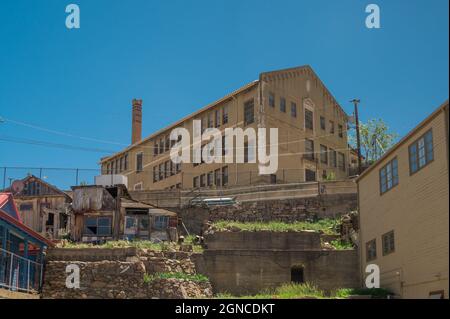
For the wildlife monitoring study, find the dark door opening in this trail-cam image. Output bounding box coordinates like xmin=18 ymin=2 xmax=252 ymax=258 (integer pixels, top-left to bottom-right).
xmin=291 ymin=266 xmax=304 ymax=283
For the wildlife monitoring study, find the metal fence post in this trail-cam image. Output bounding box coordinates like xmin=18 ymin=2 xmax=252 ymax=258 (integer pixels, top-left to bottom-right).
xmin=27 ymin=260 xmax=31 ymax=292
xmin=9 ymin=253 xmax=13 ymax=290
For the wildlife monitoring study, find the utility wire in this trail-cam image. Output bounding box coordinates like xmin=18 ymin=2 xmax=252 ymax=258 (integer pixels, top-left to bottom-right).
xmin=0 ymin=135 xmax=117 ymax=154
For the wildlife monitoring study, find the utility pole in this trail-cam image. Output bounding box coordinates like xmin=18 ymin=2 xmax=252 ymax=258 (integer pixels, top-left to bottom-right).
xmin=350 ymin=99 xmax=362 ymax=175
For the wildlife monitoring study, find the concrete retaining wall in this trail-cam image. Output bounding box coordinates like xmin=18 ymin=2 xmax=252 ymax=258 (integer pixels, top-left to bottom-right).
xmin=195 ymin=249 xmax=360 ymax=295
xmin=204 ymin=231 xmax=322 ymax=251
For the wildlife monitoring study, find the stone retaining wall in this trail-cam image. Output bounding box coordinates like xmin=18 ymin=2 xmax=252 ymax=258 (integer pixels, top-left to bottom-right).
xmin=41 ymin=248 xmax=212 ymax=299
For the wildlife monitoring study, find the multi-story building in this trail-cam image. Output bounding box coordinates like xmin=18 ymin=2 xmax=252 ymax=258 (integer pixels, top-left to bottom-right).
xmin=100 ymin=65 xmax=351 ymax=191
xmin=357 ymin=100 xmax=449 ymax=299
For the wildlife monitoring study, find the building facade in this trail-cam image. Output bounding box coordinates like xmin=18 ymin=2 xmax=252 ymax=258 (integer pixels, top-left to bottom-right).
xmin=3 ymin=175 xmax=72 ymax=240
xmin=357 ymin=101 xmax=449 ymax=299
xmin=100 ymin=66 xmax=351 ymax=191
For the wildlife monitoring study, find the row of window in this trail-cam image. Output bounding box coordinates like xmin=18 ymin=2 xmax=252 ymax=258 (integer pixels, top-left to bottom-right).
xmin=304 ymin=140 xmax=346 ymax=171
xmin=379 ymin=129 xmax=434 ymax=195
xmin=153 ymin=104 xmax=232 ymax=158
xmin=106 ymin=154 xmax=129 ymax=175
xmin=320 ymin=116 xmax=344 ymax=138
xmin=153 ymin=161 xmax=182 ymax=183
xmin=269 ymin=93 xmax=298 ymax=119
xmin=269 ymin=93 xmax=344 ymax=138
xmin=193 ymin=166 xmax=229 ymax=188
xmin=366 ymin=230 xmax=395 ymax=262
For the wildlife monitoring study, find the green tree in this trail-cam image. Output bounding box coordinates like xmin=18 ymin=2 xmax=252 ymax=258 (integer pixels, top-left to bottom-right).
xmin=349 ymin=119 xmax=398 ymax=164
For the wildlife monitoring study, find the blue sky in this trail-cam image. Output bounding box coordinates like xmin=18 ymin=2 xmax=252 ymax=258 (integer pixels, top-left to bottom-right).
xmin=0 ymin=0 xmax=448 ymax=189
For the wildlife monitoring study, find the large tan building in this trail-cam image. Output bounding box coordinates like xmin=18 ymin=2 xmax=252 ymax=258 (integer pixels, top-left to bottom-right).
xmin=100 ymin=66 xmax=351 ymax=191
xmin=357 ymin=101 xmax=449 ymax=299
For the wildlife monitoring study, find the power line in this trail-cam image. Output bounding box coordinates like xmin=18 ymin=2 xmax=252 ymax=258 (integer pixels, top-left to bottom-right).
xmin=0 ymin=135 xmax=117 ymax=154
xmin=2 ymin=117 xmax=128 ymax=146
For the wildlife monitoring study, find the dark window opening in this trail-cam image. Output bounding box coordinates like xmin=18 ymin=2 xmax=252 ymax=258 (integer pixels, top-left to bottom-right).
xmin=291 ymin=266 xmax=304 ymax=284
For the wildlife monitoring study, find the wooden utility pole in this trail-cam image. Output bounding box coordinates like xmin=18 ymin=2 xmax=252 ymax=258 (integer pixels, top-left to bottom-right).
xmin=350 ymin=99 xmax=362 ymax=175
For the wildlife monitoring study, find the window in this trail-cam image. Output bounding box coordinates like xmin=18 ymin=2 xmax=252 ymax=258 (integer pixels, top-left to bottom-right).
xmin=222 ymin=105 xmax=229 ymax=125
xmin=154 ymin=216 xmax=169 ymax=230
xmin=330 ymin=149 xmax=337 ymax=167
xmin=134 ymin=183 xmax=143 ymax=191
xmin=222 ymin=166 xmax=228 ymax=186
xmin=244 ymin=99 xmax=254 ymax=125
xmin=270 ymin=174 xmax=277 ymax=184
xmin=19 ymin=203 xmax=33 ymax=211
xmin=269 ymin=92 xmax=275 ymax=108
xmin=159 ymin=163 xmax=164 ymax=180
xmin=165 ymin=136 xmax=170 ymax=152
xmin=305 ymin=109 xmax=313 ymax=130
xmin=320 ymin=145 xmax=328 ymax=164
xmin=164 ymin=161 xmax=170 ymax=178
xmin=124 ymin=154 xmax=128 ymax=171
xmin=320 ymin=116 xmax=326 ymax=130
xmin=215 ymin=110 xmax=220 ymax=127
xmin=291 ymin=266 xmax=304 ymax=284
xmin=200 ymin=174 xmax=206 ymax=187
xmin=193 ymin=176 xmax=199 ymax=188
xmin=291 ymin=102 xmax=297 ymax=118
xmin=154 ymin=143 xmax=159 ymax=156
xmin=338 ymin=124 xmax=343 ymax=138
xmin=329 ymin=121 xmax=335 ymax=134
xmin=366 ymin=239 xmax=377 ymax=261
xmin=429 ymin=291 xmax=445 ymax=299
xmin=244 ymin=142 xmax=249 ymax=163
xmin=106 ymin=163 xmax=111 ymax=174
xmin=84 ymin=217 xmax=112 ymax=236
xmin=159 ymin=138 xmax=164 ymax=154
xmin=176 ymin=163 xmax=181 ymax=174
xmin=280 ymin=97 xmax=286 ymax=113
xmin=170 ymin=161 xmax=175 ymax=176
xmin=305 ymin=169 xmax=316 ymax=182
xmin=409 ymin=129 xmax=433 ymax=175
xmin=379 ymin=158 xmax=399 ymax=194
xmin=338 ymin=152 xmax=346 ymax=171
xmin=202 ymin=116 xmax=207 ymax=133
xmin=136 ymin=153 xmax=143 ymax=172
xmin=207 ymin=171 xmax=214 ymax=186
xmin=382 ymin=231 xmax=395 ymax=256
xmin=304 ymin=139 xmax=314 ymax=160
xmin=214 ymin=169 xmax=221 ymax=186
xmin=119 ymin=157 xmax=123 ymax=172
xmin=153 ymin=166 xmax=158 ymax=183
xmin=208 ymin=112 xmax=214 ymax=128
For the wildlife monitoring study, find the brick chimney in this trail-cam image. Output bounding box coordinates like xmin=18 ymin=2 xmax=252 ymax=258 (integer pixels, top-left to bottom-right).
xmin=131 ymin=99 xmax=142 ymax=144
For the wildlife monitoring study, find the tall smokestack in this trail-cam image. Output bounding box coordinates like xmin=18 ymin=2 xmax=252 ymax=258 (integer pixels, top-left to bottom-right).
xmin=131 ymin=99 xmax=142 ymax=144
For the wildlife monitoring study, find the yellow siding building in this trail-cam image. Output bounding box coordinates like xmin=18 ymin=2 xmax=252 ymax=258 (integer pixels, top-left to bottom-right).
xmin=357 ymin=101 xmax=449 ymax=299
xmin=100 ymin=66 xmax=351 ymax=190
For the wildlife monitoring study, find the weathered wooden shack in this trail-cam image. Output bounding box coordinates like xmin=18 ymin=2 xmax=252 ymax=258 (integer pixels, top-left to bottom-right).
xmin=3 ymin=175 xmax=72 ymax=240
xmin=71 ymin=184 xmax=178 ymax=242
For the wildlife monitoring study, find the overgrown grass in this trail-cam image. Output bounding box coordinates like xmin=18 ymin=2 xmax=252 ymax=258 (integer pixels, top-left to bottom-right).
xmin=216 ymin=284 xmax=392 ymax=299
xmin=144 ymin=272 xmax=209 ymax=283
xmin=183 ymin=235 xmax=204 ymax=253
xmin=212 ymin=219 xmax=340 ymax=235
xmin=57 ymin=240 xmax=177 ymax=251
xmin=216 ymin=283 xmax=325 ymax=299
xmin=332 ymin=288 xmax=392 ymax=299
xmin=329 ymin=239 xmax=354 ymax=250
xmin=57 ymin=239 xmax=204 ymax=252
